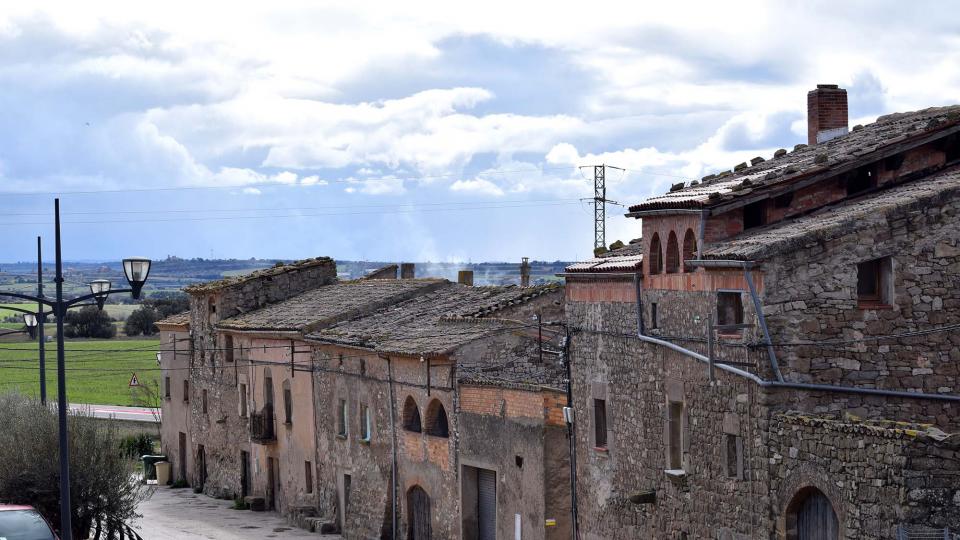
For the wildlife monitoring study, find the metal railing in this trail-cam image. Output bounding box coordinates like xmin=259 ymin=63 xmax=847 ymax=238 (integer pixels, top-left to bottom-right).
xmin=896 ymin=524 xmax=951 ymax=539
xmin=249 ymin=405 xmax=276 ymax=443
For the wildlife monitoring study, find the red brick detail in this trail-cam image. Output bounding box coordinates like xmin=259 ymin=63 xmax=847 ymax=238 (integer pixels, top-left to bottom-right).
xmin=808 ymin=85 xmax=848 ymax=145
xmin=542 ymin=391 xmax=567 ymax=427
xmin=425 ymin=436 xmax=451 ymax=472
xmin=646 ymin=270 xmax=764 ymax=294
xmin=566 ymin=280 xmax=637 ymax=303
xmin=459 ymin=386 xmax=501 ymax=416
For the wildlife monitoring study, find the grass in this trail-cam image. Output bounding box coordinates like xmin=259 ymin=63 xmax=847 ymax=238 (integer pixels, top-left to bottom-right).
xmin=0 ymin=338 xmax=161 ymax=406
xmin=0 ymin=302 xmax=139 ymax=321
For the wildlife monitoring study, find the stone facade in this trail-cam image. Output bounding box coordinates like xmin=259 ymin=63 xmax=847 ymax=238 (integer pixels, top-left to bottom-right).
xmin=157 ymin=314 xmax=192 ymax=484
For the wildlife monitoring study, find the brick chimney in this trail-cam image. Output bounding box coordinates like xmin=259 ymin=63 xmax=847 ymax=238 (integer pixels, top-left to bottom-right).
xmin=520 ymin=257 xmax=530 ymax=287
xmin=807 ymin=84 xmax=848 ymax=145
xmin=400 ymin=263 xmax=415 ymax=279
xmin=457 ymin=270 xmax=474 ymax=286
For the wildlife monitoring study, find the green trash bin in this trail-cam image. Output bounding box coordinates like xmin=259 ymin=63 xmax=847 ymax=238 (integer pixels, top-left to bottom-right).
xmin=141 ymin=455 xmax=167 ymax=482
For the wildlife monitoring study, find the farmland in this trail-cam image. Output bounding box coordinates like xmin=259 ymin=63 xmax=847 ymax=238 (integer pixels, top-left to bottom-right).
xmin=0 ymin=302 xmax=139 ymax=322
xmin=0 ymin=337 xmax=161 ymax=406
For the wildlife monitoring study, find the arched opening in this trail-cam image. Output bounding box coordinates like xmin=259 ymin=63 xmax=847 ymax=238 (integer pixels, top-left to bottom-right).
xmin=424 ymin=400 xmax=449 ymax=438
xmin=282 ymin=379 xmax=292 ymax=424
xmin=785 ymin=486 xmax=839 ymax=540
xmin=407 ymin=485 xmax=432 ymax=540
xmin=648 ymin=233 xmax=663 ymax=275
xmin=403 ymin=396 xmax=422 ymax=433
xmin=665 ymin=231 xmax=680 ymax=274
xmin=682 ymin=229 xmax=697 ymax=273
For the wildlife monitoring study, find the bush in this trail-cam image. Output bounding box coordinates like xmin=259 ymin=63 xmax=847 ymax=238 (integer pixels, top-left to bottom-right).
xmin=124 ymin=306 xmax=161 ymax=337
xmin=63 ymin=306 xmax=116 ymax=339
xmin=231 ymin=497 xmax=250 ymax=510
xmin=170 ymin=478 xmax=189 ymax=489
xmin=119 ymin=433 xmax=154 ymax=459
xmin=0 ymin=393 xmax=147 ymax=539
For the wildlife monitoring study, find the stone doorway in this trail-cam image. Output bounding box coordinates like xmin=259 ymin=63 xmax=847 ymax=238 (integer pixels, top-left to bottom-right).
xmin=786 ymin=486 xmax=839 ymax=540
xmin=406 ymin=485 xmax=431 ymax=540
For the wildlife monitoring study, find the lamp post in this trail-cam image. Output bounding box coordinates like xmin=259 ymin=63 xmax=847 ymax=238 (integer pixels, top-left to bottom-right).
xmin=0 ymin=199 xmax=151 ymax=540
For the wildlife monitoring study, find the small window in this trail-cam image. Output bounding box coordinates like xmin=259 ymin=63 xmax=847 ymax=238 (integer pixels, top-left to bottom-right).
xmin=225 ymin=335 xmax=234 ymax=363
xmin=650 ymin=302 xmax=658 ymax=329
xmin=360 ymin=404 xmax=371 ymax=442
xmin=649 ymin=234 xmax=663 ymax=275
xmin=402 ymin=396 xmax=422 ymax=433
xmin=857 ymin=257 xmax=893 ymax=307
xmin=305 ymin=461 xmax=313 ymax=494
xmin=665 ymin=232 xmax=680 ymax=274
xmin=208 ymin=298 xmax=217 ymax=314
xmin=337 ymin=399 xmax=348 ymax=437
xmin=717 ymin=292 xmax=744 ymax=329
xmin=743 ymin=201 xmax=766 ymax=229
xmin=164 ymin=377 xmax=171 ymax=399
xmin=183 ymin=380 xmax=189 ymax=403
xmin=239 ymin=383 xmax=248 ymax=417
xmin=425 ymin=400 xmax=449 ymax=438
xmin=846 ymin=167 xmax=874 ymax=195
xmin=202 ymin=389 xmax=208 ymax=414
xmin=724 ymin=434 xmax=742 ymax=479
xmin=773 ymin=192 xmax=793 ymax=209
xmin=283 ymin=382 xmax=292 ymax=424
xmin=667 ymin=401 xmax=683 ymax=470
xmin=682 ymin=229 xmax=697 ymax=273
xmin=593 ymin=399 xmax=607 ymax=449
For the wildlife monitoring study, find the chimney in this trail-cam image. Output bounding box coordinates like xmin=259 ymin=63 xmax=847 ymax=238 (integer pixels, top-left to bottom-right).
xmin=457 ymin=270 xmax=474 ymax=286
xmin=520 ymin=257 xmax=530 ymax=287
xmin=807 ymin=84 xmax=848 ymax=145
xmin=400 ymin=263 xmax=415 ymax=279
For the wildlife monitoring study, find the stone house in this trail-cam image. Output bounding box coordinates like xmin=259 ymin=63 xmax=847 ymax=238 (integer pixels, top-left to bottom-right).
xmin=159 ymin=261 xmax=573 ymax=539
xmin=563 ymin=86 xmax=960 ymax=538
xmin=156 ymin=311 xmax=192 ymax=484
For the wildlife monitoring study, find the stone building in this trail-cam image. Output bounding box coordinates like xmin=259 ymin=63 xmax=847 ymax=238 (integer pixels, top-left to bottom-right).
xmin=563 ymin=87 xmax=960 ymax=538
xmin=158 ymin=260 xmax=572 ymax=539
xmin=156 ymin=311 xmax=192 ymax=484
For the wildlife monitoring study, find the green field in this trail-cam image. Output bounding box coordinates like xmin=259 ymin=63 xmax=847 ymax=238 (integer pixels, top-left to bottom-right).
xmin=0 ymin=302 xmax=139 ymax=322
xmin=0 ymin=338 xmax=161 ymax=406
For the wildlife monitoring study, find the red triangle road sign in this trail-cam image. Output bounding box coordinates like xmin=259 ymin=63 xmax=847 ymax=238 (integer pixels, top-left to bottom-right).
xmin=129 ymin=373 xmax=141 ymax=387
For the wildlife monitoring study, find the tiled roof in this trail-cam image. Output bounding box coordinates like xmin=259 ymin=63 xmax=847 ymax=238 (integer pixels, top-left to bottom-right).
xmin=218 ymin=279 xmax=446 ymax=332
xmin=702 ymin=168 xmax=960 ymax=261
xmin=155 ymin=312 xmax=190 ymax=327
xmin=305 ymin=283 xmax=561 ymax=356
xmin=564 ymin=241 xmax=643 ymax=273
xmin=184 ymin=257 xmax=334 ymax=293
xmin=458 ymin=355 xmax=567 ymax=392
xmin=629 ymin=105 xmax=960 ymax=212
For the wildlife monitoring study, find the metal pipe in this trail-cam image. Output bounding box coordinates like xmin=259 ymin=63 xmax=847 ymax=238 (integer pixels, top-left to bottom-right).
xmin=36 ymin=236 xmax=47 ymax=405
xmin=686 ymin=259 xmax=756 ymax=269
xmin=633 ymin=271 xmax=644 ymax=336
xmin=561 ymin=329 xmax=580 ymax=540
xmin=54 ymin=199 xmax=73 ymax=540
xmin=386 ymin=356 xmax=398 ymax=540
xmin=744 ymin=268 xmax=783 ymax=382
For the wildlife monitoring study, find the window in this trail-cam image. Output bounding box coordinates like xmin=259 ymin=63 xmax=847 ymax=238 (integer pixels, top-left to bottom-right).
xmin=743 ymin=201 xmax=767 ymax=229
xmin=183 ymin=380 xmax=189 ymax=403
xmin=667 ymin=401 xmax=684 ymax=470
xmin=225 ymin=335 xmax=234 ymax=363
xmin=650 ymin=302 xmax=658 ymax=329
xmin=164 ymin=377 xmax=171 ymax=399
xmin=773 ymin=192 xmax=793 ymax=209
xmin=665 ymin=231 xmax=680 ymax=274
xmin=402 ymin=396 xmax=422 ymax=433
xmin=846 ymin=167 xmax=874 ymax=195
xmin=202 ymin=389 xmax=208 ymax=414
xmin=337 ymin=399 xmax=348 ymax=437
xmin=649 ymin=234 xmax=663 ymax=275
xmin=360 ymin=404 xmax=371 ymax=442
xmin=724 ymin=434 xmax=742 ymax=479
xmin=857 ymin=257 xmax=893 ymax=307
xmin=239 ymin=383 xmax=248 ymax=417
xmin=593 ymin=399 xmax=608 ymax=449
xmin=304 ymin=461 xmax=313 ymax=494
xmin=208 ymin=298 xmax=217 ymax=314
xmin=283 ymin=381 xmax=292 ymax=424
xmin=682 ymin=229 xmax=697 ymax=273
xmin=717 ymin=292 xmax=744 ymax=329
xmin=425 ymin=400 xmax=449 ymax=438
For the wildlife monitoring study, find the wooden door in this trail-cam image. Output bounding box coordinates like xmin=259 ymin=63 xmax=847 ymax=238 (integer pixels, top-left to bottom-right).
xmin=407 ymin=486 xmax=431 ymax=540
xmin=267 ymin=457 xmax=276 ymax=510
xmin=178 ymin=432 xmax=187 ymax=481
xmin=796 ymin=489 xmax=838 ymax=540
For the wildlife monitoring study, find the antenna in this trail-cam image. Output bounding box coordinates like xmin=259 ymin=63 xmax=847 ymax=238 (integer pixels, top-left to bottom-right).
xmin=579 ymin=164 xmax=623 ymax=251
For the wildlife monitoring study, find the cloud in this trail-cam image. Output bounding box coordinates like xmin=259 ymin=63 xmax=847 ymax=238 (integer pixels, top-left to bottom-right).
xmin=450 ymin=178 xmax=504 ymax=196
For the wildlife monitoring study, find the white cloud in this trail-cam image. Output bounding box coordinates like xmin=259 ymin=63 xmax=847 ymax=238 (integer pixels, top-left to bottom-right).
xmin=450 ymin=178 xmax=504 ymax=196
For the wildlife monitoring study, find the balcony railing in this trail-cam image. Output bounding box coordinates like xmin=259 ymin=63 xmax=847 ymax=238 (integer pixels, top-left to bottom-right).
xmin=250 ymin=405 xmax=276 ymax=444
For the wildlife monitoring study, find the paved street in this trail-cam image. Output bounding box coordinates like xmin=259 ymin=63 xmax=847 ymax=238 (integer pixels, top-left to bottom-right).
xmin=69 ymin=403 xmax=160 ymax=422
xmin=134 ymin=486 xmax=338 ymax=539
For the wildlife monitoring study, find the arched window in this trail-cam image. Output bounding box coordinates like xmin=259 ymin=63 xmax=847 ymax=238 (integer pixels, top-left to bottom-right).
xmin=785 ymin=486 xmax=839 ymax=540
xmin=665 ymin=232 xmax=680 ymax=274
xmin=403 ymin=396 xmax=422 ymax=433
xmin=424 ymin=400 xmax=449 ymax=438
xmin=682 ymin=229 xmax=697 ymax=273
xmin=649 ymin=233 xmax=663 ymax=275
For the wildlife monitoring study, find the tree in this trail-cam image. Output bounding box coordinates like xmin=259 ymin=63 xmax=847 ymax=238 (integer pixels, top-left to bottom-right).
xmin=146 ymin=295 xmax=189 ymax=319
xmin=124 ymin=306 xmax=160 ymax=337
xmin=0 ymin=393 xmax=148 ymax=539
xmin=63 ymin=306 xmax=116 ymax=339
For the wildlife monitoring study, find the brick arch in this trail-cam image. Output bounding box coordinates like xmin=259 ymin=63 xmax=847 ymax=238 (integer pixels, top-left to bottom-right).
xmin=665 ymin=231 xmax=680 ymax=274
xmin=402 ymin=396 xmax=422 ymax=433
xmin=424 ymin=399 xmax=449 ymax=438
xmin=649 ymin=233 xmax=663 ymax=275
xmin=682 ymin=229 xmax=697 ymax=273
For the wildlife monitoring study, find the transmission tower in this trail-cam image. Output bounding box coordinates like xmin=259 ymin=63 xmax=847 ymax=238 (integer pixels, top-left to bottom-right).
xmin=580 ymin=164 xmax=623 ymax=251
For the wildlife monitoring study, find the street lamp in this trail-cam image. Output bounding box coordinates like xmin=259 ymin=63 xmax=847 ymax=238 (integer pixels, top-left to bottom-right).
xmin=23 ymin=313 xmax=38 ymax=339
xmin=0 ymin=199 xmax=151 ymax=540
xmin=123 ymin=257 xmax=151 ymax=299
xmin=89 ymin=280 xmax=111 ymax=310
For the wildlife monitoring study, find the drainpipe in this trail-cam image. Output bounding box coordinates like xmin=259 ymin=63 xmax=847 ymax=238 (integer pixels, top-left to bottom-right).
xmin=558 ymin=325 xmax=580 ymax=540
xmin=385 ymin=355 xmax=398 ymax=540
xmin=634 ymin=271 xmax=645 ymax=336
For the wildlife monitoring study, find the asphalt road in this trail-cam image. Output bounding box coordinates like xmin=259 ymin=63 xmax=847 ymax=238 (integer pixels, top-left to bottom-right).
xmin=68 ymin=403 xmax=161 ymax=422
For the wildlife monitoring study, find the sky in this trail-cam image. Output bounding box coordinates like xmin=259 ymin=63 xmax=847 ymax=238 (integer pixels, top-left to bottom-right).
xmin=1 ymin=1 xmax=958 ymax=263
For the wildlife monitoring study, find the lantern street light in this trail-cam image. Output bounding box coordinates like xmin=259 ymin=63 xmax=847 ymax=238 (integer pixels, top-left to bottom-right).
xmin=23 ymin=312 xmax=38 ymax=339
xmin=0 ymin=199 xmax=151 ymax=540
